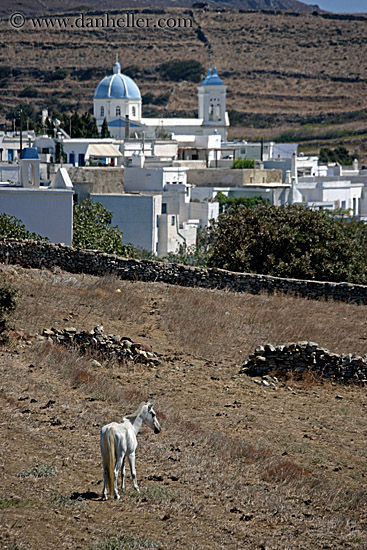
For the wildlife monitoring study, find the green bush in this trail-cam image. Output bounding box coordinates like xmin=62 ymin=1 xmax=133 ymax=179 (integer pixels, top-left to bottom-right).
xmin=19 ymin=86 xmax=38 ymax=98
xmin=207 ymin=204 xmax=367 ymax=284
xmin=73 ymin=199 xmax=135 ymax=257
xmin=44 ymin=68 xmax=69 ymax=82
xmin=0 ymin=214 xmax=47 ymax=241
xmin=319 ymin=146 xmax=354 ymax=166
xmin=0 ymin=66 xmax=11 ymax=79
xmin=158 ymin=60 xmax=205 ymax=83
xmin=215 ymin=192 xmax=268 ymax=213
xmin=231 ymin=158 xmax=255 ymax=169
xmin=0 ymin=283 xmax=17 ymax=345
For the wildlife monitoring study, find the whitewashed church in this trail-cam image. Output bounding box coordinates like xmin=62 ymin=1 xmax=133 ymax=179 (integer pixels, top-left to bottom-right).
xmin=93 ymin=61 xmax=229 ymax=140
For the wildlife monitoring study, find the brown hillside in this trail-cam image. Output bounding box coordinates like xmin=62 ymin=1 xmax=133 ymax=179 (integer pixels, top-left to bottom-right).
xmin=1 ymin=9 xmax=367 ymax=158
xmin=1 ymin=264 xmax=366 ymax=549
xmin=0 ymin=0 xmax=318 ymax=17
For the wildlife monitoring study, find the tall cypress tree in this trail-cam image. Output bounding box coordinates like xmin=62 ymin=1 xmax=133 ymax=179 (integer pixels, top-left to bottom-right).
xmin=100 ymin=118 xmax=111 ymax=138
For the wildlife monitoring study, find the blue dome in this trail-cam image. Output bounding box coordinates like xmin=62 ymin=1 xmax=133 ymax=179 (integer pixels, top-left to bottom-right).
xmin=201 ymin=67 xmax=223 ymax=86
xmin=21 ymin=147 xmax=39 ymax=160
xmin=94 ymin=63 xmax=141 ymax=100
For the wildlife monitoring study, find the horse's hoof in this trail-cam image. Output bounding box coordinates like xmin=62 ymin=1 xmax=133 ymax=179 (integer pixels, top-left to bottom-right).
xmin=114 ymin=494 xmax=120 ymax=500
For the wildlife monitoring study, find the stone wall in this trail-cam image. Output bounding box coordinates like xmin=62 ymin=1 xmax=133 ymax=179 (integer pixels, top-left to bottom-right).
xmin=1 ymin=239 xmax=367 ymax=304
xmin=42 ymin=326 xmax=160 ymax=367
xmin=240 ymin=342 xmax=367 ymax=385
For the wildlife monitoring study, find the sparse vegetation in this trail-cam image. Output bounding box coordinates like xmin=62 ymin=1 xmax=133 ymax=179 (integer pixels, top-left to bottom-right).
xmin=18 ymin=464 xmax=59 ymax=479
xmin=89 ymin=533 xmax=160 ymax=550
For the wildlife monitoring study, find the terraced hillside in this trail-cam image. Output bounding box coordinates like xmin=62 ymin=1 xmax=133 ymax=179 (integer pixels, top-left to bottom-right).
xmin=1 ymin=8 xmax=367 ymax=157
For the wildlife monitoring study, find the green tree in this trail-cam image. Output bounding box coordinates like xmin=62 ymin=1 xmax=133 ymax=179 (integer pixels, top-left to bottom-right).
xmin=319 ymin=146 xmax=354 ymax=166
xmin=231 ymin=158 xmax=255 ymax=169
xmin=73 ymin=199 xmax=135 ymax=257
xmin=215 ymin=192 xmax=268 ymax=213
xmin=0 ymin=214 xmax=47 ymax=241
xmin=55 ymin=142 xmax=67 ymax=163
xmin=207 ymin=204 xmax=367 ymax=284
xmin=0 ymin=283 xmax=17 ymax=345
xmin=100 ymin=118 xmax=111 ymax=138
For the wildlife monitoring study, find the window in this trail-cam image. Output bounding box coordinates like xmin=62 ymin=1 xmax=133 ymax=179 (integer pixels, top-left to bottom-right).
xmin=171 ymin=216 xmax=175 ymax=226
xmin=162 ymin=203 xmax=167 ymax=214
xmin=100 ymin=106 xmax=104 ymax=117
xmin=132 ymin=106 xmax=136 ymax=117
xmin=209 ymin=103 xmax=214 ymax=121
xmin=116 ymin=106 xmax=121 ymax=116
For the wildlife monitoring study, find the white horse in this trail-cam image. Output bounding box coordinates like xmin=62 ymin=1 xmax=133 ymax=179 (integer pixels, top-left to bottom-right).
xmin=100 ymin=401 xmax=161 ymax=500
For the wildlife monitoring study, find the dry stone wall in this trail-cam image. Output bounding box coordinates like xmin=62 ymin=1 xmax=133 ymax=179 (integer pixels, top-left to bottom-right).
xmin=1 ymin=239 xmax=367 ymax=304
xmin=240 ymin=342 xmax=367 ymax=385
xmin=42 ymin=325 xmax=160 ymax=366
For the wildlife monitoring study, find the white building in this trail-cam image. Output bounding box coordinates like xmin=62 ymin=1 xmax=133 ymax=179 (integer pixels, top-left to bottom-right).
xmin=93 ymin=159 xmax=218 ymax=256
xmin=0 ymin=147 xmax=74 ymax=245
xmin=93 ymin=62 xmax=229 ymax=140
xmin=124 ymin=164 xmax=188 ymax=193
xmin=0 ymin=131 xmax=36 ymax=163
xmin=56 ymin=138 xmax=123 ymax=167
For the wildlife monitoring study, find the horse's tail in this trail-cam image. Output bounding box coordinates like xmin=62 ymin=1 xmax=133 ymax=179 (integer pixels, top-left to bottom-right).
xmin=101 ymin=426 xmax=116 ymax=497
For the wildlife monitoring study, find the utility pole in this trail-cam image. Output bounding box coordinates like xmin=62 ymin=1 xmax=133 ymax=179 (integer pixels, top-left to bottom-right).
xmin=19 ymin=107 xmax=23 ymax=159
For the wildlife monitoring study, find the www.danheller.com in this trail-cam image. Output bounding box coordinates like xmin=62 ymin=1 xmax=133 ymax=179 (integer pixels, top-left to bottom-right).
xmin=9 ymin=12 xmax=193 ymax=29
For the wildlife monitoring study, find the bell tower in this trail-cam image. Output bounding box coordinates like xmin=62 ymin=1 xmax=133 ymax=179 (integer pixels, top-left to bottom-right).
xmin=198 ymin=67 xmax=227 ymax=131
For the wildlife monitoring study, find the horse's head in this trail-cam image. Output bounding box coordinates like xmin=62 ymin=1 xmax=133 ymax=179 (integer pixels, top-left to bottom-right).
xmin=145 ymin=402 xmax=161 ymax=434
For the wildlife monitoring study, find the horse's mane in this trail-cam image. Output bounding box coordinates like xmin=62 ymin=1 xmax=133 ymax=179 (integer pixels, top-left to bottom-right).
xmin=124 ymin=402 xmax=147 ymax=421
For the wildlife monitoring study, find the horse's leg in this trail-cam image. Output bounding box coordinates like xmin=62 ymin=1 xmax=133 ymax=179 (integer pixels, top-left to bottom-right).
xmin=128 ymin=452 xmax=140 ymax=492
xmin=121 ymin=455 xmax=126 ymax=491
xmin=114 ymin=454 xmax=123 ymax=500
xmin=102 ymin=467 xmax=108 ymax=501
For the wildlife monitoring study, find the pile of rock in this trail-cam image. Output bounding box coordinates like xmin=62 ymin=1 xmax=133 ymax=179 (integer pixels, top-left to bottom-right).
xmin=42 ymin=325 xmax=160 ymax=367
xmin=240 ymin=342 xmax=367 ymax=385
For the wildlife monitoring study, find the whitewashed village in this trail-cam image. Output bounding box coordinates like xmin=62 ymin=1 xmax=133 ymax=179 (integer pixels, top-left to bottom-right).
xmin=1 ymin=59 xmax=366 ymax=254
xmin=1 ymin=3 xmax=367 ymax=547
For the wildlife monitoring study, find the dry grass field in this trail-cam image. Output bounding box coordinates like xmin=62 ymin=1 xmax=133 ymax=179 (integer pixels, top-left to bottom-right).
xmin=1 ymin=263 xmax=366 ymax=549
xmin=1 ymin=9 xmax=367 ymax=158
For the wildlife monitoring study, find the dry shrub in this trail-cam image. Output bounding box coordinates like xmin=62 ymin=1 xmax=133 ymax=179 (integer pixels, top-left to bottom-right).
xmin=261 ymin=456 xmax=308 ymax=483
